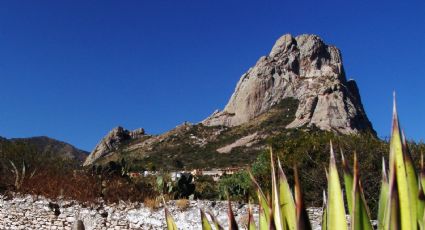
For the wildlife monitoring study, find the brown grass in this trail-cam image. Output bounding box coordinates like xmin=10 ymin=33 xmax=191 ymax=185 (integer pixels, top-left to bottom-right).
xmin=144 ymin=197 xmax=161 ymax=210
xmin=175 ymin=199 xmax=190 ymax=210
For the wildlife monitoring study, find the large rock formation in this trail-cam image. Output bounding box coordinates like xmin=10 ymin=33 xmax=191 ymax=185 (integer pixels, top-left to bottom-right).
xmin=202 ymin=34 xmax=374 ymax=134
xmin=83 ymin=127 xmax=145 ymax=166
xmin=84 ymin=33 xmax=376 ymax=167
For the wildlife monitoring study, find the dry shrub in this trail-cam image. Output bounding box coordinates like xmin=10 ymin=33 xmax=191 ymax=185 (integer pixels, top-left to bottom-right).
xmin=0 ymin=142 xmax=158 ymax=204
xmin=161 ymin=193 xmax=172 ymax=203
xmin=144 ymin=197 xmax=161 ymax=210
xmin=175 ymin=199 xmax=189 ymax=210
xmin=8 ymin=166 xmax=157 ymax=204
xmin=101 ymin=175 xmax=157 ymax=203
xmin=19 ymin=168 xmax=101 ymax=202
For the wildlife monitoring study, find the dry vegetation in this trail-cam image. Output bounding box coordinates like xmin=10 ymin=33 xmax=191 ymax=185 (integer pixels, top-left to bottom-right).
xmin=175 ymin=199 xmax=189 ymax=210
xmin=0 ymin=140 xmax=157 ymax=203
xmin=143 ymin=197 xmax=161 ymax=210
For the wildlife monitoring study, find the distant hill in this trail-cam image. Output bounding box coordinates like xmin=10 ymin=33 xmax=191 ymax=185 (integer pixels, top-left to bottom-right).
xmin=1 ymin=136 xmax=88 ymax=162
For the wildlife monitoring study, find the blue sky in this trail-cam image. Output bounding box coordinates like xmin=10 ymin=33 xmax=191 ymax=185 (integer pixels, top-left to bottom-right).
xmin=0 ymin=1 xmax=424 ymax=151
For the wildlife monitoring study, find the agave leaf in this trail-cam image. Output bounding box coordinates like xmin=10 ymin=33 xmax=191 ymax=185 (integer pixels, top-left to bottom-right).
xmin=418 ymin=188 xmax=425 ymax=230
xmin=324 ymin=167 xmax=329 ymax=182
xmin=247 ymin=202 xmax=256 ymax=230
xmin=421 ymin=211 xmax=425 ymax=229
xmin=9 ymin=160 xmax=20 ymax=189
xmin=294 ymin=166 xmax=312 ymax=230
xmin=30 ymin=168 xmax=37 ymax=179
xmin=269 ymin=201 xmax=277 ymax=230
xmin=341 ymin=151 xmax=354 ymax=218
xmin=387 ymin=162 xmax=401 ymax=230
xmin=249 ymin=170 xmax=271 ymax=223
xmin=21 ymin=161 xmax=26 ymax=188
xmin=389 ymin=185 xmax=401 ymax=230
xmin=357 ymin=164 xmax=373 ymax=229
xmin=200 ymin=209 xmax=213 ymax=230
xmin=351 ymin=154 xmax=373 ymax=230
xmin=227 ymin=199 xmax=239 ymax=230
xmin=389 ymin=97 xmax=414 ymax=229
xmin=259 ymin=203 xmax=269 ymax=230
xmin=165 ymin=207 xmax=178 ymax=230
xmin=402 ymin=130 xmax=419 ymax=227
xmin=206 ymin=211 xmax=224 ymax=230
xmin=277 ymin=159 xmax=296 ymax=230
xmin=421 ymin=153 xmax=425 ymax=193
xmin=270 ymin=148 xmax=284 ymax=230
xmin=326 ymin=141 xmax=347 ymax=229
xmin=420 ymin=153 xmax=425 ymax=230
xmin=420 ymin=214 xmax=425 ymax=230
xmin=321 ymin=191 xmax=327 ymax=230
xmin=377 ymin=158 xmax=389 ymax=230
xmin=420 ymin=153 xmax=425 ymax=194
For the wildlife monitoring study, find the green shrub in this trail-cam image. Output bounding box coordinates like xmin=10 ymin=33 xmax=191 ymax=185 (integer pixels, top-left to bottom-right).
xmin=218 ymin=171 xmax=252 ymax=201
xmin=194 ymin=175 xmax=219 ymax=200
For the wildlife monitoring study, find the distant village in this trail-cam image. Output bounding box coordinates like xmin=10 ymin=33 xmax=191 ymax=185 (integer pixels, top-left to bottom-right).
xmin=127 ymin=167 xmax=244 ymax=182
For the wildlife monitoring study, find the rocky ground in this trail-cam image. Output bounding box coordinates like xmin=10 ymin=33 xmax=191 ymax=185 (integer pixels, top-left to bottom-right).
xmin=0 ymin=194 xmax=324 ymax=229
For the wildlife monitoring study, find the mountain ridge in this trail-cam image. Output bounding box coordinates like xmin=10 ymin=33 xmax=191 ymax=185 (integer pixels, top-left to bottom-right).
xmin=1 ymin=136 xmax=88 ymax=162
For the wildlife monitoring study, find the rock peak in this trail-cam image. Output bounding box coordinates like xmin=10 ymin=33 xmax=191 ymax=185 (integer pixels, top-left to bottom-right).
xmin=83 ymin=126 xmax=145 ymax=166
xmin=269 ymin=34 xmax=297 ymax=57
xmin=202 ymin=33 xmax=374 ymax=135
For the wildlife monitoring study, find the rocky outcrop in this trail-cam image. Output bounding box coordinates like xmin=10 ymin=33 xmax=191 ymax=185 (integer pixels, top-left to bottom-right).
xmin=202 ymin=34 xmax=374 ymax=135
xmin=130 ymin=128 xmax=145 ymax=139
xmin=83 ymin=127 xmax=145 ymax=166
xmin=216 ymin=133 xmax=260 ymax=154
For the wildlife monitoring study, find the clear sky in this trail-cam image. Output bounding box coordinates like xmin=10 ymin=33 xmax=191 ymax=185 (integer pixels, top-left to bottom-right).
xmin=0 ymin=1 xmax=424 ymax=151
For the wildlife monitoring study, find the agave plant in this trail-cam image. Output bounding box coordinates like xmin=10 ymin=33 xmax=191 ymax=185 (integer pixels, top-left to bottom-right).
xmin=9 ymin=160 xmax=36 ymax=190
xmin=164 ymin=96 xmax=425 ymax=229
xmin=378 ymin=99 xmax=425 ymax=230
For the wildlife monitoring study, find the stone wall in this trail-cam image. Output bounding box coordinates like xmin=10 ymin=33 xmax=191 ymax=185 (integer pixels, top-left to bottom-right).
xmin=0 ymin=194 xmax=323 ymax=230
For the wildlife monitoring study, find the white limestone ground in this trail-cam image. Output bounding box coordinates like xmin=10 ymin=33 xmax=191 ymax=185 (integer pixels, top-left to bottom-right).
xmin=0 ymin=194 xmax=324 ymax=230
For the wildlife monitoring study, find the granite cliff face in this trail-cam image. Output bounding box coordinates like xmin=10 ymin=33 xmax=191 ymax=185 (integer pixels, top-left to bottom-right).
xmin=84 ymin=34 xmax=375 ymax=168
xmin=202 ymin=34 xmax=374 ymax=134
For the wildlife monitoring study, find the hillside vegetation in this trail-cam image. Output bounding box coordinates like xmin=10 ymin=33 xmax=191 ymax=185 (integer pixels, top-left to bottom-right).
xmin=220 ymin=128 xmax=425 ymax=216
xmin=94 ymin=98 xmax=300 ymax=171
